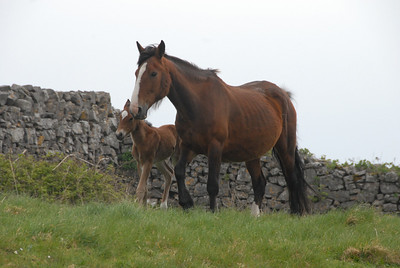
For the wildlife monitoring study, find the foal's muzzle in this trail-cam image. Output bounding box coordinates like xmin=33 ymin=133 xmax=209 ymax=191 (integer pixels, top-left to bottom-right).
xmin=115 ymin=131 xmax=125 ymax=141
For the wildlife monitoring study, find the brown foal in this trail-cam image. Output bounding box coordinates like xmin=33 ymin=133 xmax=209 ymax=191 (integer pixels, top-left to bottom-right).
xmin=116 ymin=99 xmax=178 ymax=208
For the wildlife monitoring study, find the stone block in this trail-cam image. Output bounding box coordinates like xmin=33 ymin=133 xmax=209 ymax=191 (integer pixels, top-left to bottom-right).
xmin=10 ymin=128 xmax=24 ymax=143
xmin=304 ymin=168 xmax=317 ymax=184
xmin=328 ymin=190 xmax=350 ymax=203
xmin=270 ymin=167 xmax=280 ymax=176
xmin=237 ymin=168 xmax=251 ymax=183
xmin=219 ymin=179 xmax=230 ymax=197
xmin=185 ymin=177 xmax=198 ymax=187
xmin=380 ymin=183 xmax=399 ymax=194
xmin=277 ymin=189 xmax=289 ymax=201
xmin=15 ymin=99 xmax=32 ymax=113
xmin=383 ymin=203 xmax=398 ymax=212
xmin=6 ymin=91 xmax=18 ymax=105
xmin=384 ymin=172 xmax=399 ymax=183
xmin=321 ymin=175 xmax=344 ymax=191
xmin=265 ymin=184 xmax=283 ymax=198
xmin=312 ymin=198 xmax=333 ymax=212
xmin=384 ymin=194 xmax=399 ymax=204
xmin=277 ymin=176 xmax=286 ymax=186
xmin=194 ymin=184 xmax=207 ymax=197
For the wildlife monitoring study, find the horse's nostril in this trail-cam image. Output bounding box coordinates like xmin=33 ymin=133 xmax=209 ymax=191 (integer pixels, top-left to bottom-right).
xmin=134 ymin=105 xmax=147 ymax=119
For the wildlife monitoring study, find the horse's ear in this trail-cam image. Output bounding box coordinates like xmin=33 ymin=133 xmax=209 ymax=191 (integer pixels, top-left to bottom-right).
xmin=124 ymin=99 xmax=131 ymax=108
xmin=156 ymin=40 xmax=165 ymax=59
xmin=136 ymin=41 xmax=144 ymax=53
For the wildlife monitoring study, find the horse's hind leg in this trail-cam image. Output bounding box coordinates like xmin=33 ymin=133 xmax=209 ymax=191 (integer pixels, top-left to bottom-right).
xmin=246 ymin=159 xmax=266 ymax=217
xmin=207 ymin=140 xmax=223 ymax=212
xmin=155 ymin=160 xmax=173 ymax=209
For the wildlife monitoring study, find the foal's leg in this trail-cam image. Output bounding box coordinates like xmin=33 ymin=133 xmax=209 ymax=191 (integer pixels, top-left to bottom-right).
xmin=136 ymin=161 xmax=152 ymax=206
xmin=246 ymin=159 xmax=266 ymax=217
xmin=134 ymin=161 xmax=142 ymax=199
xmin=207 ymin=140 xmax=223 ymax=212
xmin=175 ymin=146 xmax=194 ymax=209
xmin=155 ymin=160 xmax=173 ymax=209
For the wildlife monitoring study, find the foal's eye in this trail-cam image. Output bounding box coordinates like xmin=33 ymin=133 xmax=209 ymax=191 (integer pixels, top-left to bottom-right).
xmin=129 ymin=117 xmax=133 ymax=121
xmin=151 ymin=71 xmax=157 ymax=77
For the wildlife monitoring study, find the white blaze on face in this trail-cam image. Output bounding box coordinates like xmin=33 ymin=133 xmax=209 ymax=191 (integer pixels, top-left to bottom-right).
xmin=131 ymin=62 xmax=148 ymax=113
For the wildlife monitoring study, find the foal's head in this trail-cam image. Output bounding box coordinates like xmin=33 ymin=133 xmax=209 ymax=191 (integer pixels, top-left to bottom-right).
xmin=130 ymin=40 xmax=171 ymax=119
xmin=116 ymin=99 xmax=138 ymax=140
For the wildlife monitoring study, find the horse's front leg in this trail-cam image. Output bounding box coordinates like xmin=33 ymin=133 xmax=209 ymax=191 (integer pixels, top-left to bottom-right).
xmin=175 ymin=146 xmax=194 ymax=209
xmin=207 ymin=140 xmax=223 ymax=212
xmin=136 ymin=161 xmax=152 ymax=206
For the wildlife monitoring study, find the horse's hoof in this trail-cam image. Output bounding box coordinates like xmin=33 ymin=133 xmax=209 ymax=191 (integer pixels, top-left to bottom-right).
xmin=251 ymin=202 xmax=260 ymax=217
xmin=180 ymin=200 xmax=194 ymax=210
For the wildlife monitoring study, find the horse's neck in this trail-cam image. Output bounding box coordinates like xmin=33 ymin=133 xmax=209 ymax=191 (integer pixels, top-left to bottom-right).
xmin=167 ymin=63 xmax=205 ymax=120
xmin=130 ymin=120 xmax=150 ymax=143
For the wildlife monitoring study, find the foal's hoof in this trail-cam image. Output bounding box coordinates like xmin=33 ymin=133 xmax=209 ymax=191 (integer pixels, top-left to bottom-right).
xmin=160 ymin=201 xmax=168 ymax=210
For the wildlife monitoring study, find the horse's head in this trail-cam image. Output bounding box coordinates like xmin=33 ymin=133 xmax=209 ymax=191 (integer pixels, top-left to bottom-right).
xmin=130 ymin=40 xmax=171 ymax=119
xmin=116 ymin=99 xmax=137 ymax=140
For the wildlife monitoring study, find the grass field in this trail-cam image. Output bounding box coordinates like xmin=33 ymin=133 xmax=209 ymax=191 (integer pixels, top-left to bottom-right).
xmin=1 ymin=194 xmax=399 ymax=267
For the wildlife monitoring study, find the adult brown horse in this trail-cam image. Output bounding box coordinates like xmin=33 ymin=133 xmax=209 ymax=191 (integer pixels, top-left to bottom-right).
xmin=116 ymin=99 xmax=179 ymax=209
xmin=130 ymin=41 xmax=310 ymax=215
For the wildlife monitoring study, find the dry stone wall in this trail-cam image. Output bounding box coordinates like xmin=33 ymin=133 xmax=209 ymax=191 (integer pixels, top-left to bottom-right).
xmin=0 ymin=84 xmax=132 ymax=165
xmin=1 ymin=84 xmax=399 ymax=214
xmin=148 ymin=154 xmax=399 ymax=214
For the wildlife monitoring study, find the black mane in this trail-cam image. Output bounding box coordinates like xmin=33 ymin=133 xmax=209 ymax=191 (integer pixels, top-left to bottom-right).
xmin=137 ymin=45 xmax=158 ymax=66
xmin=137 ymin=45 xmax=219 ymax=79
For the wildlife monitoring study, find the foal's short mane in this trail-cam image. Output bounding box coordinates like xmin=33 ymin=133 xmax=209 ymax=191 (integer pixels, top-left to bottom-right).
xmin=137 ymin=45 xmax=219 ymax=79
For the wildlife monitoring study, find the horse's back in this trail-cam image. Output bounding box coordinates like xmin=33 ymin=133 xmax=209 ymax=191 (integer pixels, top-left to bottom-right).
xmin=239 ymin=80 xmax=290 ymax=100
xmin=232 ymin=80 xmax=294 ymax=124
xmin=219 ymin=81 xmax=292 ymax=161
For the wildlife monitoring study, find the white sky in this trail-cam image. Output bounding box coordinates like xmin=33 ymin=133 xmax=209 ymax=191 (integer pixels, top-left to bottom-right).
xmin=1 ymin=0 xmax=399 ymax=164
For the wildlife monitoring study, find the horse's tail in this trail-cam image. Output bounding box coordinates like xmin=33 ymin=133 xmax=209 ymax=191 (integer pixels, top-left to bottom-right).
xmin=273 ymin=146 xmax=310 ymax=215
xmin=293 ymin=147 xmax=311 ymax=214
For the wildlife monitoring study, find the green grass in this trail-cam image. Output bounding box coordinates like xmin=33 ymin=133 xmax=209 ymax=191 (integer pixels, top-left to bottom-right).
xmin=1 ymin=194 xmax=400 ymax=267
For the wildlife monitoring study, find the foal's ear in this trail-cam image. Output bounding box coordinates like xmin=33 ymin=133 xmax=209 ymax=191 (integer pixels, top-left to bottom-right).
xmin=124 ymin=99 xmax=131 ymax=108
xmin=156 ymin=40 xmax=165 ymax=59
xmin=136 ymin=41 xmax=145 ymax=53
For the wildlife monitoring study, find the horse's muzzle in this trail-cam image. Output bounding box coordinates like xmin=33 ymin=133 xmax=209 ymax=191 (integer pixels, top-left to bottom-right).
xmin=134 ymin=105 xmax=148 ymax=120
xmin=129 ymin=103 xmax=148 ymax=120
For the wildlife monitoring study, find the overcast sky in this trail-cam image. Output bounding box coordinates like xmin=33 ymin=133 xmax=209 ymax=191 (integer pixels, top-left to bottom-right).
xmin=1 ymin=0 xmax=399 ymax=164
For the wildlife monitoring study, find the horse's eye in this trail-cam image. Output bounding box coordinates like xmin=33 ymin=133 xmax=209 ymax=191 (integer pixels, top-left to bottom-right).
xmin=129 ymin=117 xmax=133 ymax=121
xmin=151 ymin=71 xmax=157 ymax=77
